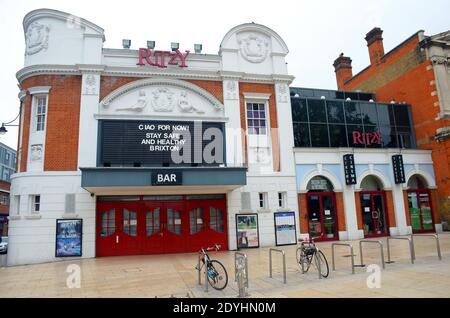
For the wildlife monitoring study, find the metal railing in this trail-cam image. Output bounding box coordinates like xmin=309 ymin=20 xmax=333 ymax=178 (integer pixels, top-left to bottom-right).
xmin=358 ymin=240 xmax=385 ymax=269
xmin=269 ymin=248 xmax=286 ymax=284
xmin=331 ymin=243 xmax=355 ymax=274
xmin=411 ymin=233 xmax=442 ymax=261
xmin=196 ymin=252 xmax=209 ymax=292
xmin=235 ymin=252 xmax=249 ymax=297
xmin=386 ymin=236 xmax=414 ymax=264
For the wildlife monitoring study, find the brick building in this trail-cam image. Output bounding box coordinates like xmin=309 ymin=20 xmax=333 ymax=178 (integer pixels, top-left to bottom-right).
xmin=334 ymin=27 xmax=450 ymax=230
xmin=0 ymin=143 xmax=16 ymax=236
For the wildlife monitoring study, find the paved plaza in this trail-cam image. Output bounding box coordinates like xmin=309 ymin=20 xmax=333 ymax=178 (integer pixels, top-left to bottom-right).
xmin=1 ymin=235 xmax=450 ymax=298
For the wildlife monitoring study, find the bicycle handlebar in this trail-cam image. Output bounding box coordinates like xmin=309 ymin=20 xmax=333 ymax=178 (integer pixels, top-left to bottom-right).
xmin=200 ymin=243 xmax=221 ymax=253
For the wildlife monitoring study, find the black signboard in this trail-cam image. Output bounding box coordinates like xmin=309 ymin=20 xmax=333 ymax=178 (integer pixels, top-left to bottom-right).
xmin=99 ymin=120 xmax=225 ymax=167
xmin=392 ymin=154 xmax=406 ymax=184
xmin=343 ymin=154 xmax=357 ymax=185
xmin=151 ymin=171 xmax=182 ymax=186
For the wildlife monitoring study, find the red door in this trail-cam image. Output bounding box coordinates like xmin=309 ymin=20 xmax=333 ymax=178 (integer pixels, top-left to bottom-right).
xmin=306 ymin=192 xmax=339 ymax=242
xmin=141 ymin=201 xmax=164 ymax=254
xmin=360 ymin=191 xmax=389 ymax=238
xmin=186 ymin=199 xmax=228 ymax=252
xmin=163 ymin=201 xmax=187 ymax=253
xmin=96 ymin=201 xmax=141 ymax=256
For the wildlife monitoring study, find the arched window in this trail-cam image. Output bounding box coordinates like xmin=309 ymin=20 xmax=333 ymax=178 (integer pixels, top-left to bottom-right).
xmin=307 ymin=176 xmax=334 ymax=192
xmin=360 ymin=175 xmax=383 ymax=191
xmin=407 ymin=175 xmax=428 ymax=189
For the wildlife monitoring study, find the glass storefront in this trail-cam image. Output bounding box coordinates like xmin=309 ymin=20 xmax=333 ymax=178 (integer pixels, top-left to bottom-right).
xmin=407 ymin=175 xmax=434 ymax=233
xmin=291 ymin=92 xmax=416 ymax=149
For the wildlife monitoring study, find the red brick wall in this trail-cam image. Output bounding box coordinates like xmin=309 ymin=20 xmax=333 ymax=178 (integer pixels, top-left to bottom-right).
xmin=298 ymin=194 xmax=309 ymax=234
xmin=384 ymin=190 xmax=397 ymax=228
xmin=335 ymin=192 xmax=346 ymax=232
xmin=20 ymin=75 xmax=82 ymax=172
xmin=239 ymin=83 xmax=280 ymax=171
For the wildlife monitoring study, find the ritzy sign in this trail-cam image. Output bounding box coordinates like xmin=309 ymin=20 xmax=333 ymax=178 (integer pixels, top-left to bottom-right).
xmin=352 ymin=131 xmax=381 ymax=146
xmin=137 ymin=48 xmax=189 ymax=68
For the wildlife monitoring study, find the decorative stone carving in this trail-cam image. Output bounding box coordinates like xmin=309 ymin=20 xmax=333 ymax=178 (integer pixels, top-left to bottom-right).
xmin=117 ymin=90 xmax=148 ymax=112
xmin=30 ymin=144 xmax=43 ymax=162
xmin=238 ymin=33 xmax=269 ymax=63
xmin=84 ymin=74 xmax=97 ymax=95
xmin=430 ymin=55 xmax=448 ymax=65
xmin=178 ymin=91 xmax=204 ymax=114
xmin=225 ymin=81 xmax=238 ymax=100
xmin=25 ymin=22 xmax=50 ymax=55
xmin=151 ymin=88 xmax=175 ymax=112
xmin=276 ymin=83 xmax=288 ymax=103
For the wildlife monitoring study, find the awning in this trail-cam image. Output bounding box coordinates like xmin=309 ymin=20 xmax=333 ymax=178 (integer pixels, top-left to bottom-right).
xmin=80 ymin=166 xmax=247 ymax=195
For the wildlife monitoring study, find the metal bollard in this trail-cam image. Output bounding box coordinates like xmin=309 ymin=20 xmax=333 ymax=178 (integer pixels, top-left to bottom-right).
xmin=269 ymin=248 xmax=286 ymax=284
xmin=331 ymin=243 xmax=355 ymax=274
xmin=411 ymin=234 xmax=442 ymax=260
xmin=386 ymin=236 xmax=414 ymax=264
xmin=359 ymin=240 xmax=385 ymax=269
xmin=235 ymin=252 xmax=249 ymax=298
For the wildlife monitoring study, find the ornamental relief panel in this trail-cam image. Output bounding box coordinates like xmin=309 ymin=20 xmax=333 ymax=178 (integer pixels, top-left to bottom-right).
xmin=101 ymin=85 xmax=224 ymax=118
xmin=25 ymin=22 xmax=50 ymax=56
xmin=30 ymin=144 xmax=43 ymax=162
xmin=237 ymin=33 xmax=270 ymax=63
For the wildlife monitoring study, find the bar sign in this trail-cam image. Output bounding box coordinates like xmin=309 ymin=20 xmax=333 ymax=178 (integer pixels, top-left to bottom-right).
xmin=343 ymin=154 xmax=357 ymax=185
xmin=151 ymin=171 xmax=182 ymax=186
xmin=392 ymin=155 xmax=405 ymax=184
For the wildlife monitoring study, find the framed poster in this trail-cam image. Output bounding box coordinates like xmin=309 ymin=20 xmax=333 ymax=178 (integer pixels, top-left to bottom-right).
xmin=55 ymin=219 xmax=83 ymax=257
xmin=274 ymin=212 xmax=297 ymax=246
xmin=236 ymin=214 xmax=259 ymax=249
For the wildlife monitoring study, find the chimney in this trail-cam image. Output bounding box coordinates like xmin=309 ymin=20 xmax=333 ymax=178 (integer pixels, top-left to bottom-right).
xmin=365 ymin=27 xmax=384 ymax=66
xmin=333 ymin=53 xmax=353 ymax=90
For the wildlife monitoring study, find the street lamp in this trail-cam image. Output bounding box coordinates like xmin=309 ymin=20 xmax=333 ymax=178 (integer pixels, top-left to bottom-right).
xmin=0 ymin=112 xmax=20 ymax=135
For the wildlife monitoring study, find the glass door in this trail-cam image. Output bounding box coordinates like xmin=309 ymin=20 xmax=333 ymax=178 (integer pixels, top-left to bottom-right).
xmin=360 ymin=191 xmax=389 ymax=237
xmin=408 ymin=190 xmax=434 ymax=233
xmin=306 ymin=192 xmax=338 ymax=242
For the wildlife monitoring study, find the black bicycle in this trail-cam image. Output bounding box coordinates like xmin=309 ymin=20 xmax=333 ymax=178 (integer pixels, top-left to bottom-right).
xmin=196 ymin=244 xmax=228 ymax=290
xmin=296 ymin=235 xmax=329 ymax=278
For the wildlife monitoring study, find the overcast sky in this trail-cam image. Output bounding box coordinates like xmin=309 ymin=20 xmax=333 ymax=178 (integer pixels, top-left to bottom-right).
xmin=0 ymin=0 xmax=449 ymax=150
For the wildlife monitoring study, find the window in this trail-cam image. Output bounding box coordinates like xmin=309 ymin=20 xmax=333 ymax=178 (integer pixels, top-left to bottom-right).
xmin=123 ymin=209 xmax=137 ymax=236
xmin=101 ymin=209 xmax=115 ymax=237
xmin=258 ymin=192 xmax=268 ymax=209
xmin=326 ymin=100 xmax=345 ymax=123
xmin=310 ymin=124 xmax=329 ymax=147
xmin=5 ymin=152 xmax=10 ymax=164
xmin=15 ymin=195 xmax=20 ymax=215
xmin=35 ymin=96 xmax=47 ymax=131
xmin=189 ymin=208 xmax=204 ymax=234
xmin=210 ymin=207 xmax=224 ymax=232
xmin=33 ymin=195 xmax=40 ymax=213
xmin=246 ymin=103 xmax=267 ymax=135
xmin=307 ymin=99 xmax=327 ymax=123
xmin=291 ymin=98 xmax=308 ymax=122
xmin=329 ymin=125 xmax=348 ymax=147
xmin=278 ymin=192 xmax=287 ymax=208
xmin=146 ymin=209 xmax=160 ymax=236
xmin=0 ymin=194 xmax=9 ymax=206
xmin=293 ymin=123 xmax=310 ymax=147
xmin=344 ymin=101 xmax=362 ymax=125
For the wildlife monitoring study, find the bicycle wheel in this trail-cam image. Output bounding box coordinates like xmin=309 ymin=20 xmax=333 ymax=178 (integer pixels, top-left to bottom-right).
xmin=314 ymin=250 xmax=329 ymax=278
xmin=207 ymin=260 xmax=228 ymax=290
xmin=296 ymin=247 xmax=312 ymax=273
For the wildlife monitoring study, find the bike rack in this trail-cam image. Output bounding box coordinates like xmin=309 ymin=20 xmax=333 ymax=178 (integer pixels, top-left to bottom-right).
xmin=411 ymin=233 xmax=442 ymax=261
xmin=196 ymin=253 xmax=209 ymax=292
xmin=299 ymin=242 xmax=322 ymax=279
xmin=234 ymin=252 xmax=249 ymax=298
xmin=331 ymin=243 xmax=355 ymax=274
xmin=269 ymin=248 xmax=286 ymax=284
xmin=357 ymin=240 xmax=385 ymax=269
xmin=386 ymin=236 xmax=414 ymax=264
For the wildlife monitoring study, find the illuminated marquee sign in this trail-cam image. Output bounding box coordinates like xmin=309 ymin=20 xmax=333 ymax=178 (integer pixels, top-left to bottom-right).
xmin=352 ymin=131 xmax=381 ymax=146
xmin=137 ymin=48 xmax=190 ymax=68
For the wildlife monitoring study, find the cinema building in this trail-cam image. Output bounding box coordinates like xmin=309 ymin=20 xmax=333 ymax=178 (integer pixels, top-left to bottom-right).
xmin=8 ymin=9 xmax=298 ymax=265
xmin=7 ymin=9 xmax=442 ymax=266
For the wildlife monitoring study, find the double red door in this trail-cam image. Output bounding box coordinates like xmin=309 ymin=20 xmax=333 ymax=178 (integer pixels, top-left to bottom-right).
xmin=96 ymin=196 xmax=227 ymax=257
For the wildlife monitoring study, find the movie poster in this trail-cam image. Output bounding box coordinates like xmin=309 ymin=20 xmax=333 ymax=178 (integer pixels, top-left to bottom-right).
xmin=236 ymin=214 xmax=259 ymax=248
xmin=55 ymin=219 xmax=82 ymax=257
xmin=274 ymin=212 xmax=297 ymax=246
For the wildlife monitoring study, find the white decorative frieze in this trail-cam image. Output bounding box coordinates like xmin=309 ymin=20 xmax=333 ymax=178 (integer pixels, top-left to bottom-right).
xmin=430 ymin=55 xmax=448 ymax=65
xmin=30 ymin=144 xmax=43 ymax=162
xmin=151 ymin=87 xmax=175 ymax=112
xmin=178 ymin=91 xmax=204 ymax=114
xmin=276 ymin=83 xmax=288 ymax=103
xmin=117 ymin=90 xmax=148 ymax=112
xmin=225 ymin=80 xmax=239 ymax=100
xmin=238 ymin=33 xmax=269 ymax=63
xmin=25 ymin=22 xmax=50 ymax=56
xmin=83 ymin=74 xmax=98 ymax=95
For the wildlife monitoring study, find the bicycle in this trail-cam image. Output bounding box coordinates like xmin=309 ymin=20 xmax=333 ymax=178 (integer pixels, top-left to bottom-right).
xmin=195 ymin=243 xmax=229 ymax=290
xmin=296 ymin=235 xmax=329 ymax=278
